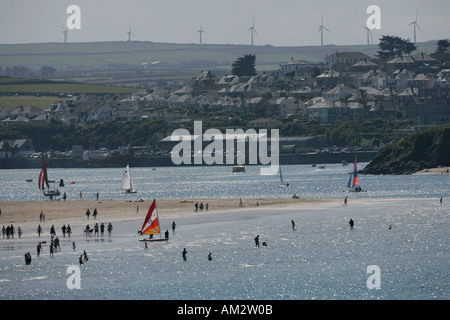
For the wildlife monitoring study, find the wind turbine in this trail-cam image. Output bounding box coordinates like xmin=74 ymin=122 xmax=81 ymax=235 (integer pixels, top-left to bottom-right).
xmin=127 ymin=22 xmax=135 ymax=42
xmin=198 ymin=22 xmax=206 ymax=47
xmin=409 ymin=10 xmax=421 ymax=44
xmin=62 ymin=27 xmax=68 ymax=54
xmin=248 ymin=15 xmax=258 ymax=49
xmin=62 ymin=27 xmax=68 ymax=44
xmin=363 ymin=26 xmax=373 ymax=45
xmin=318 ymin=14 xmax=329 ymax=47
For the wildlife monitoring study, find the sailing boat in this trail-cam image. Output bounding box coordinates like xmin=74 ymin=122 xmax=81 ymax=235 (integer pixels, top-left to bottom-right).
xmin=138 ymin=199 xmax=168 ymax=242
xmin=279 ymin=167 xmax=290 ymax=187
xmin=121 ymin=164 xmax=136 ymax=193
xmin=348 ymin=155 xmax=363 ymax=192
xmin=38 ymin=154 xmax=60 ymax=197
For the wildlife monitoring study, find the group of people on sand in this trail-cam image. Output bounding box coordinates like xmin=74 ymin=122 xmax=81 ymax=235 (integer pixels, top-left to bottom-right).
xmin=194 ymin=202 xmax=208 ymax=211
xmin=85 ymin=208 xmax=98 ymax=220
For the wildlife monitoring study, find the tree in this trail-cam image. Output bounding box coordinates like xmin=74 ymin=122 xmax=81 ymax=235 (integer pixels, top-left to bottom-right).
xmin=377 ymin=35 xmax=416 ymax=61
xmin=435 ymin=39 xmax=450 ymax=54
xmin=231 ymin=54 xmax=256 ymax=77
xmin=41 ymin=66 xmax=57 ymax=78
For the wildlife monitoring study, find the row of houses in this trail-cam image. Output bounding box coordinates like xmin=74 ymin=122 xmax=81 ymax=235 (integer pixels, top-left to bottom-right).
xmin=1 ymin=51 xmax=449 ymax=126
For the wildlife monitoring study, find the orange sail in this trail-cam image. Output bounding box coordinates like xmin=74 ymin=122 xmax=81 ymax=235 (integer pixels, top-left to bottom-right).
xmin=140 ymin=199 xmax=160 ymax=235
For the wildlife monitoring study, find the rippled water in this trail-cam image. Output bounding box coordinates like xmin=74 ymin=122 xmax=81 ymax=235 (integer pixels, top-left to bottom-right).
xmin=1 ymin=163 xmax=449 ymax=201
xmin=0 ymin=198 xmax=448 ymax=300
xmin=0 ymin=165 xmax=449 ymax=300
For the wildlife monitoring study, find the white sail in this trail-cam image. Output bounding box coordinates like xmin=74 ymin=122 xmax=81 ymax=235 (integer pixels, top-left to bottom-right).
xmin=121 ymin=165 xmax=136 ymax=193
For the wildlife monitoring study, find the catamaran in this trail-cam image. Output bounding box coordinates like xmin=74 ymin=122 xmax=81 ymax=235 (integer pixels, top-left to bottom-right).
xmin=138 ymin=199 xmax=168 ymax=242
xmin=38 ymin=154 xmax=60 ymax=197
xmin=121 ymin=164 xmax=136 ymax=193
xmin=347 ymin=155 xmax=364 ymax=192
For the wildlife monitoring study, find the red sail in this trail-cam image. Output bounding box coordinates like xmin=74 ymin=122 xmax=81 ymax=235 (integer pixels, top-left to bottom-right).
xmin=38 ymin=154 xmax=49 ymax=190
xmin=141 ymin=200 xmax=160 ymax=235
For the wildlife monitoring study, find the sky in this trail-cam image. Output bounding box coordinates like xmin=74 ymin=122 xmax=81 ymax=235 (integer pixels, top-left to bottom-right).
xmin=0 ymin=0 xmax=449 ymax=47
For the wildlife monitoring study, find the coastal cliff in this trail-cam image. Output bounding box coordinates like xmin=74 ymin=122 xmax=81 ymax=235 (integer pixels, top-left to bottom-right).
xmin=360 ymin=123 xmax=450 ymax=175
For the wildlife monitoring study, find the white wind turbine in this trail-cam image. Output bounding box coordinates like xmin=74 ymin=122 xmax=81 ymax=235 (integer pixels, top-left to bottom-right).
xmin=409 ymin=10 xmax=421 ymax=44
xmin=198 ymin=22 xmax=206 ymax=47
xmin=127 ymin=22 xmax=135 ymax=42
xmin=318 ymin=14 xmax=329 ymax=47
xmin=62 ymin=27 xmax=68 ymax=43
xmin=363 ymin=26 xmax=373 ymax=45
xmin=248 ymin=15 xmax=258 ymax=49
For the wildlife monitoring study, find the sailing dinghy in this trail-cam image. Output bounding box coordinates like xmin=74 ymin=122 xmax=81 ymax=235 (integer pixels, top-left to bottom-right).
xmin=348 ymin=155 xmax=365 ymax=192
xmin=121 ymin=164 xmax=136 ymax=193
xmin=279 ymin=167 xmax=290 ymax=187
xmin=38 ymin=154 xmax=60 ymax=197
xmin=138 ymin=199 xmax=168 ymax=242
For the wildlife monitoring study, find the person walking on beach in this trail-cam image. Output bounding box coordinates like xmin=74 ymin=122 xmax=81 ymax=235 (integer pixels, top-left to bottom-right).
xmin=254 ymin=235 xmax=260 ymax=247
xmin=39 ymin=211 xmax=43 ymax=222
xmin=349 ymin=218 xmax=354 ymax=230
xmin=343 ymin=197 xmax=348 ymax=206
xmin=49 ymin=244 xmax=54 ymax=257
xmin=79 ymin=255 xmax=84 ymax=265
xmin=50 ymin=225 xmax=56 ymax=237
xmin=61 ymin=225 xmax=66 ymax=238
xmin=182 ymin=248 xmax=188 ymax=261
xmin=17 ymin=227 xmax=22 ymax=238
xmin=107 ymin=223 xmax=113 ymax=236
xmin=85 ymin=208 xmax=90 ymax=219
xmin=83 ymin=250 xmax=89 ymax=261
xmin=100 ymin=223 xmax=105 ymax=236
xmin=37 ymin=242 xmax=42 ymax=257
xmin=172 ymin=221 xmax=176 ymax=234
xmin=73 ymin=241 xmax=76 ymax=252
xmin=94 ymin=223 xmax=99 ymax=236
xmin=93 ymin=208 xmax=98 ymax=220
xmin=67 ymin=225 xmax=72 ymax=238
xmin=37 ymin=225 xmax=42 ymax=237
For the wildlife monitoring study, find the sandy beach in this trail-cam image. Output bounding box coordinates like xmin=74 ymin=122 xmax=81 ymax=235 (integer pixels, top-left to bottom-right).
xmin=0 ymin=197 xmax=334 ymax=230
xmin=415 ymin=167 xmax=450 ymax=174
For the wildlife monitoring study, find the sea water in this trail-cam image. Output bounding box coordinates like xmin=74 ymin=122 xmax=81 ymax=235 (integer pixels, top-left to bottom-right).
xmin=0 ymin=163 xmax=448 ymax=202
xmin=0 ymin=164 xmax=449 ymax=300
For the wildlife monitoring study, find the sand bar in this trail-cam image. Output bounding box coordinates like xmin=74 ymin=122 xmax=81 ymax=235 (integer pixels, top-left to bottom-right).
xmin=0 ymin=197 xmax=335 ymax=229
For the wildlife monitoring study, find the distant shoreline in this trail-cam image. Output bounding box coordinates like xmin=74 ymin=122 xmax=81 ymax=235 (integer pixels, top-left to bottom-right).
xmin=414 ymin=167 xmax=450 ymax=174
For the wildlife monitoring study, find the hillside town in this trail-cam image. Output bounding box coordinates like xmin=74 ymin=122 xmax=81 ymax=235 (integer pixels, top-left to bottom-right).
xmin=1 ymin=49 xmax=450 ymax=163
xmin=2 ymin=51 xmax=449 ymax=127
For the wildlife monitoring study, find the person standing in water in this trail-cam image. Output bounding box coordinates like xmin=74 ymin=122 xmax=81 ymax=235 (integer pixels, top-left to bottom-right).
xmin=349 ymin=218 xmax=354 ymax=230
xmin=254 ymin=235 xmax=260 ymax=247
xmin=182 ymin=248 xmax=188 ymax=261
